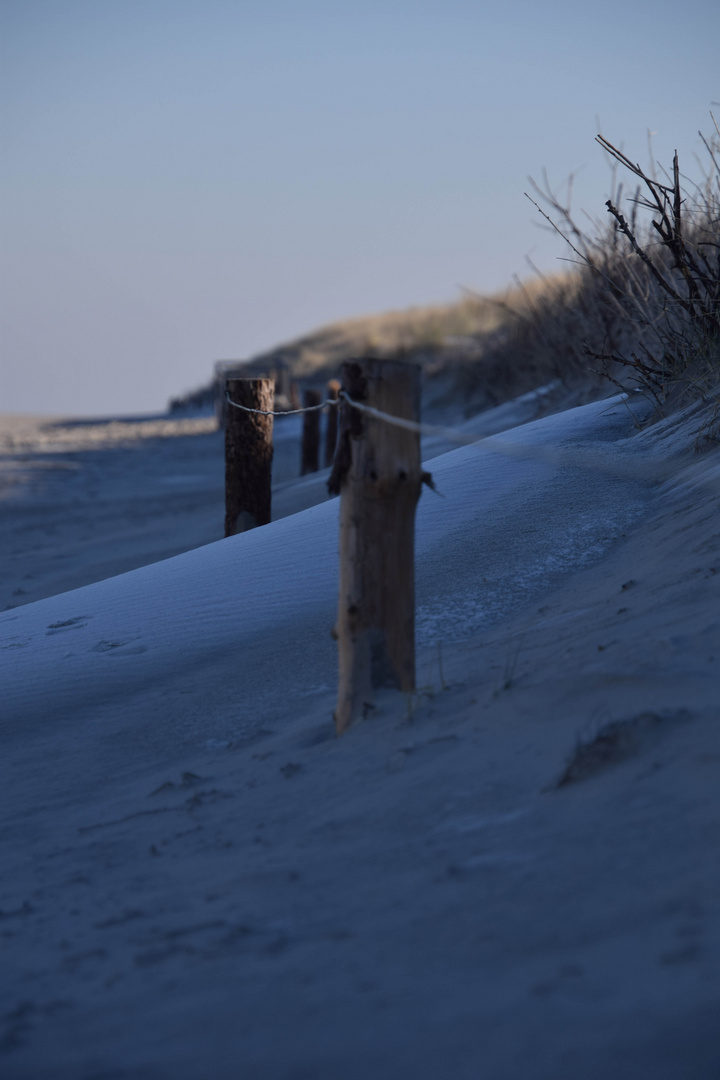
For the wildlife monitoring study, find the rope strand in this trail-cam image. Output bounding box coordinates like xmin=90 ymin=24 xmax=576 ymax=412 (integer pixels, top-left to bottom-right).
xmin=225 ymin=391 xmax=339 ymax=417
xmin=225 ymin=389 xmax=717 ymax=488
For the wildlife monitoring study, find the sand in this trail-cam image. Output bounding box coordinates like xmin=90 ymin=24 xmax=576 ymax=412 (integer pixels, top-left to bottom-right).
xmin=0 ymin=409 xmax=337 ymax=612
xmin=1 ymin=393 xmax=719 ymax=1079
xmin=0 ymin=383 xmax=576 ymax=613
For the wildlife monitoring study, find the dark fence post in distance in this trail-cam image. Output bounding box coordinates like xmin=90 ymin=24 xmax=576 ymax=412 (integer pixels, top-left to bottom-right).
xmin=324 ymin=379 xmax=341 ymax=467
xmin=328 ymin=358 xmax=423 ymax=735
xmin=224 ymin=377 xmax=274 ymax=537
xmin=300 ymin=389 xmax=323 ymax=475
xmin=216 ymin=375 xmax=229 ymax=429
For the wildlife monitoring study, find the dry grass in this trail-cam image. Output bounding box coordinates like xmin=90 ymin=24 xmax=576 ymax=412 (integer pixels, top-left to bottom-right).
xmin=170 ymin=280 xmax=583 ymax=416
xmin=443 ymin=118 xmax=720 ymax=424
xmin=239 ymin=295 xmax=506 ymax=381
xmin=173 ymin=117 xmax=719 ymax=425
xmin=172 ymin=276 xmax=587 ymax=417
xmin=518 ymin=120 xmax=720 ymax=418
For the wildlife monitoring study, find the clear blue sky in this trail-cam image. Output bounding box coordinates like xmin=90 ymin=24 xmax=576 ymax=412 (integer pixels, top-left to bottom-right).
xmin=1 ymin=0 xmax=718 ymax=415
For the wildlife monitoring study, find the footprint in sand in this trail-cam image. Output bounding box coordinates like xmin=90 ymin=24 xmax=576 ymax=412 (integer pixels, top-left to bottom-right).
xmin=89 ymin=635 xmax=145 ymax=652
xmin=90 ymin=639 xmax=147 ymax=655
xmin=45 ymin=615 xmax=92 ymax=635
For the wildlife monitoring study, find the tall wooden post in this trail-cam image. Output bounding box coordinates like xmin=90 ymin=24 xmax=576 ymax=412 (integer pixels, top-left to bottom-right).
xmin=300 ymin=388 xmax=322 ymax=475
xmin=224 ymin=378 xmax=274 ymax=537
xmin=324 ymin=379 xmax=341 ymax=467
xmin=328 ymin=358 xmax=423 ymax=734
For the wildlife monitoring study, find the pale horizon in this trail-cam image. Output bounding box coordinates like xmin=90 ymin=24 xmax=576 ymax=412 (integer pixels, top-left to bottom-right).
xmin=1 ymin=0 xmax=718 ymax=416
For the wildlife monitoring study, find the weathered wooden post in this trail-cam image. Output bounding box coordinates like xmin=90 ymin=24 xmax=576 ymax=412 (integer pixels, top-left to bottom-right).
xmin=328 ymin=358 xmax=423 ymax=734
xmin=300 ymin=388 xmax=322 ymax=475
xmin=224 ymin=378 xmax=274 ymax=537
xmin=324 ymin=379 xmax=341 ymax=467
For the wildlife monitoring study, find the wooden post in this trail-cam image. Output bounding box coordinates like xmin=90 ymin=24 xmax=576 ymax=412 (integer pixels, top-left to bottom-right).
xmin=224 ymin=378 xmax=274 ymax=537
xmin=300 ymin=389 xmax=322 ymax=475
xmin=275 ymin=364 xmax=292 ymax=406
xmin=216 ymin=376 xmax=228 ymax=429
xmin=324 ymin=379 xmax=341 ymax=467
xmin=328 ymin=358 xmax=423 ymax=734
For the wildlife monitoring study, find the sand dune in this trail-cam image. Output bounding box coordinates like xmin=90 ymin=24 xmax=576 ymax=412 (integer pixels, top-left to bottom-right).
xmin=1 ymin=394 xmax=719 ymax=1079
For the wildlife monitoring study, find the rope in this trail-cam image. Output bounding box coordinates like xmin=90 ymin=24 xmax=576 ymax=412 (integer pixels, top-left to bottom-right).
xmin=338 ymin=391 xmax=682 ymax=482
xmin=339 ymin=391 xmax=478 ymax=443
xmin=225 ymin=389 xmax=718 ymax=488
xmin=223 ymin=393 xmax=338 ymax=416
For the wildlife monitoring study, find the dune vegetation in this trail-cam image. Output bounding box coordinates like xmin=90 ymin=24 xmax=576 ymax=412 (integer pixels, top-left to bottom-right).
xmin=517 ymin=123 xmax=720 ymax=416
xmin=173 ymin=120 xmax=719 ymax=431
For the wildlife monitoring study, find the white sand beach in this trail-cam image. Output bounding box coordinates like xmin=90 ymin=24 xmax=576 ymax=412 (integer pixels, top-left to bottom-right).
xmin=1 ymin=393 xmax=719 ymax=1079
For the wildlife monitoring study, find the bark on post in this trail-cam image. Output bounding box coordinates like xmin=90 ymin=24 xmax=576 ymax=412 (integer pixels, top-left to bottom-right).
xmin=300 ymin=389 xmax=322 ymax=475
xmin=224 ymin=378 xmax=274 ymax=537
xmin=324 ymin=379 xmax=341 ymax=467
xmin=328 ymin=358 xmax=423 ymax=735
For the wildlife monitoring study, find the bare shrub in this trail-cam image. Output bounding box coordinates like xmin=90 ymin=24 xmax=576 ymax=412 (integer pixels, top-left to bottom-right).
xmin=173 ymin=118 xmax=719 ymax=422
xmin=453 ymin=117 xmax=720 ymax=421
xmin=526 ymin=119 xmax=720 ymax=409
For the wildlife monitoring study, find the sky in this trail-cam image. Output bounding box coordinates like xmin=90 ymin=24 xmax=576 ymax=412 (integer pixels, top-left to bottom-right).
xmin=1 ymin=0 xmax=718 ymax=416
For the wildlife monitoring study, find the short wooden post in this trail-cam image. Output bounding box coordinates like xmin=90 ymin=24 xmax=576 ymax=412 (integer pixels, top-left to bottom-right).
xmin=224 ymin=378 xmax=274 ymax=537
xmin=300 ymin=388 xmax=322 ymax=475
xmin=324 ymin=379 xmax=341 ymax=467
xmin=328 ymin=358 xmax=423 ymax=734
